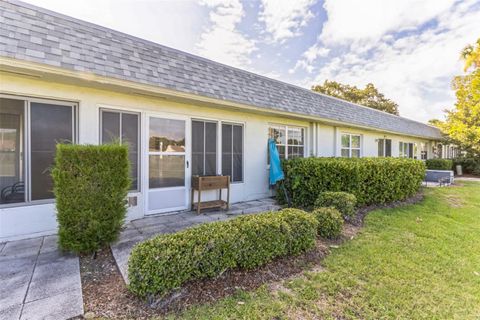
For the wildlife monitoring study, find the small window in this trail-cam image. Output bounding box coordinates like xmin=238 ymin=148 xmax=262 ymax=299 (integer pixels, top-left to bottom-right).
xmin=192 ymin=120 xmax=217 ymax=176
xmin=341 ymin=133 xmax=361 ymax=158
xmin=222 ymin=123 xmax=243 ymax=182
xmin=377 ymin=138 xmax=392 ymax=157
xmin=399 ymin=142 xmax=414 ymax=159
xmin=100 ymin=109 xmax=140 ymax=190
xmin=268 ymin=125 xmax=305 ymax=160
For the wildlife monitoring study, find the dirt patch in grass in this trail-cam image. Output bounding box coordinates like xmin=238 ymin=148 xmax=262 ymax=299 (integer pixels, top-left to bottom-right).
xmin=79 ymin=192 xmax=424 ymax=319
xmin=444 ymin=194 xmax=464 ymax=207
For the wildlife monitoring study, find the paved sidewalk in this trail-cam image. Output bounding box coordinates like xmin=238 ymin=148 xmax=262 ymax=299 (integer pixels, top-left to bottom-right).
xmin=0 ymin=235 xmax=83 ymax=320
xmin=111 ymin=198 xmax=281 ymax=283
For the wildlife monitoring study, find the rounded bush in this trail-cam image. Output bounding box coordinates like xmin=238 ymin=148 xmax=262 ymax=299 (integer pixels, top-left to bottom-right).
xmin=128 ymin=209 xmax=318 ymax=298
xmin=52 ymin=144 xmax=130 ymax=253
xmin=314 ymin=191 xmax=357 ymax=220
xmin=312 ymin=207 xmax=343 ymax=239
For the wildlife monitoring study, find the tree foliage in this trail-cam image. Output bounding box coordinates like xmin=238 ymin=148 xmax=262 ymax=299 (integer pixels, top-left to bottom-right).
xmin=312 ymin=80 xmax=400 ymax=115
xmin=440 ymin=39 xmax=480 ymax=156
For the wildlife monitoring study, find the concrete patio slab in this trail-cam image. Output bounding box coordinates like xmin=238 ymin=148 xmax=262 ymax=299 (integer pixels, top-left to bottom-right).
xmin=111 ymin=197 xmax=281 ymax=283
xmin=0 ymin=235 xmax=83 ymax=320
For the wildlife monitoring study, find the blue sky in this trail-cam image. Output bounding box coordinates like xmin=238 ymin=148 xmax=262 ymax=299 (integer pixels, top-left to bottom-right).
xmin=23 ymin=0 xmax=480 ymax=122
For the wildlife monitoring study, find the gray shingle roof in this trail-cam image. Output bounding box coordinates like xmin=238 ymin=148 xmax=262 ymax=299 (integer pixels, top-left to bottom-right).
xmin=0 ymin=0 xmax=442 ymax=139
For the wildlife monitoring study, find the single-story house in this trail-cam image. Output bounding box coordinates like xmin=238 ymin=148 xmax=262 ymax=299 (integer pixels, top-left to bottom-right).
xmin=0 ymin=0 xmax=454 ymax=240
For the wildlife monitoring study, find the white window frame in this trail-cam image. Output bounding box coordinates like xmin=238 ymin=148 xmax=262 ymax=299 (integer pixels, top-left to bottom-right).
xmin=221 ymin=121 xmax=244 ymax=183
xmin=99 ymin=108 xmax=141 ymax=192
xmin=0 ymin=94 xmax=77 ymax=208
xmin=341 ymin=133 xmax=361 ymax=158
xmin=191 ymin=119 xmax=218 ymax=177
xmin=268 ymin=124 xmax=306 ymax=160
xmin=377 ymin=138 xmax=392 ymax=157
xmin=399 ymin=141 xmax=414 ymax=158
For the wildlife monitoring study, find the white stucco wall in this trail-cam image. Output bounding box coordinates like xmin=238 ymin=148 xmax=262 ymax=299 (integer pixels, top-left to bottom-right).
xmin=0 ymin=73 xmax=440 ymax=240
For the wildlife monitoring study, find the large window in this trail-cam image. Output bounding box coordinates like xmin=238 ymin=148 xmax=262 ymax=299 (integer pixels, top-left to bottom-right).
xmin=377 ymin=138 xmax=392 ymax=157
xmin=192 ymin=120 xmax=217 ymax=176
xmin=399 ymin=142 xmax=414 ymax=158
xmin=0 ymin=97 xmax=75 ymax=205
xmin=268 ymin=125 xmax=305 ymax=160
xmin=341 ymin=133 xmax=361 ymax=158
xmin=100 ymin=109 xmax=140 ymax=190
xmin=222 ymin=123 xmax=243 ymax=182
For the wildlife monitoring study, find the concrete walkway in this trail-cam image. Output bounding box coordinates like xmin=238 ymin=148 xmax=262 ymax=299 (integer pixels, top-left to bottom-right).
xmin=111 ymin=198 xmax=281 ymax=283
xmin=0 ymin=235 xmax=83 ymax=320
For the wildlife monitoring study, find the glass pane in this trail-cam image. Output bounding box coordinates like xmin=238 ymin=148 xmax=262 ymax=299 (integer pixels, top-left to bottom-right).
xmin=221 ymin=124 xmax=232 ymax=178
xmin=205 ymin=154 xmax=216 ymax=176
xmin=233 ymin=125 xmax=243 ymax=154
xmin=341 ymin=149 xmax=350 ymax=158
xmin=122 ymin=113 xmax=139 ymax=190
xmin=192 ymin=121 xmax=204 ymax=176
xmin=385 ymin=139 xmax=392 ymax=157
xmin=149 ymin=118 xmax=185 ymax=152
xmin=101 ymin=111 xmax=120 ymax=144
xmin=351 ymin=135 xmax=360 ymax=148
xmin=378 ymin=139 xmax=384 ymax=157
xmin=269 ymin=127 xmax=285 ymax=145
xmin=149 ymin=155 xmax=185 ymax=188
xmin=277 ymin=145 xmax=286 ymax=160
xmin=352 ymin=149 xmax=360 ymax=158
xmin=31 ymin=102 xmax=73 ymax=201
xmin=288 ymin=127 xmax=303 ymax=146
xmin=205 ymin=122 xmax=217 ymax=175
xmin=233 ymin=154 xmax=242 ymax=182
xmin=341 ymin=134 xmax=350 ymax=148
xmin=0 ymin=98 xmax=25 ymax=204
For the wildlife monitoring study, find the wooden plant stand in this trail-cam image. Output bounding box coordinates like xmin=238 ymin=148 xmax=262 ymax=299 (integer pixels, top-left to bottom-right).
xmin=191 ymin=175 xmax=230 ymax=214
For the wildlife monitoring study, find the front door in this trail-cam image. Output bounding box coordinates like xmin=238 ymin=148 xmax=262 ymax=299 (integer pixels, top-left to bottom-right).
xmin=146 ymin=115 xmax=189 ymax=214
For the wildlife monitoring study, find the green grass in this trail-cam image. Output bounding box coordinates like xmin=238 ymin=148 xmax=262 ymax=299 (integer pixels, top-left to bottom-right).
xmin=172 ymin=182 xmax=480 ymax=319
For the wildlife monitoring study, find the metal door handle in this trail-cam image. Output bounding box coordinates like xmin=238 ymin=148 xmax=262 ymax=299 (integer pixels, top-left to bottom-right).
xmin=186 ymin=160 xmax=189 ymax=168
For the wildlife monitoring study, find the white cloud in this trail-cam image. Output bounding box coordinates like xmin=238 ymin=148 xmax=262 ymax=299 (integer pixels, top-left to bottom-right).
xmin=289 ymin=43 xmax=330 ymax=73
xmin=319 ymin=0 xmax=456 ymax=45
xmin=259 ymin=0 xmax=316 ymax=43
xmin=196 ymin=0 xmax=256 ymax=68
xmin=308 ymin=0 xmax=480 ymax=122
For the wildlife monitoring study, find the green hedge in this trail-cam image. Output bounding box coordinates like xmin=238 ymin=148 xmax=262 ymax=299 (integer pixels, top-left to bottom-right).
xmin=425 ymin=159 xmax=453 ymax=170
xmin=280 ymin=157 xmax=425 ymax=207
xmin=52 ymin=144 xmax=130 ymax=253
xmin=454 ymin=157 xmax=480 ymax=175
xmin=314 ymin=191 xmax=357 ymax=220
xmin=128 ymin=208 xmax=318 ymax=298
xmin=312 ymin=207 xmax=343 ymax=239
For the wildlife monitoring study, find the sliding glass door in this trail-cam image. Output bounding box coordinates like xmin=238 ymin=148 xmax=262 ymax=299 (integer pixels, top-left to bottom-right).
xmin=0 ymin=97 xmax=75 ymax=206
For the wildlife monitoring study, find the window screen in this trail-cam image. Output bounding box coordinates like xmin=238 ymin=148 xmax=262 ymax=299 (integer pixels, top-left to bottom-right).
xmin=192 ymin=120 xmax=217 ymax=176
xmin=101 ymin=110 xmax=140 ymax=190
xmin=222 ymin=123 xmax=243 ymax=182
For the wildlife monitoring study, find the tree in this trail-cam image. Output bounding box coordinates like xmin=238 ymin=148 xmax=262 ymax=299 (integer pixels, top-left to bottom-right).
xmin=311 ymin=80 xmax=400 ymax=115
xmin=428 ymin=119 xmax=443 ymax=127
xmin=440 ymin=39 xmax=480 ymax=156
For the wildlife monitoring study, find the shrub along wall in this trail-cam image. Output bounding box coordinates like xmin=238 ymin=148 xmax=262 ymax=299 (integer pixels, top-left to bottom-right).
xmin=128 ymin=208 xmax=318 ymax=298
xmin=52 ymin=144 xmax=130 ymax=253
xmin=280 ymin=157 xmax=426 ymax=207
xmin=453 ymin=157 xmax=480 ymax=175
xmin=425 ymin=159 xmax=453 ymax=170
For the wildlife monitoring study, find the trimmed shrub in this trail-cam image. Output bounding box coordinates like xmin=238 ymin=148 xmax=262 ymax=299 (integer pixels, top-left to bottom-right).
xmin=425 ymin=159 xmax=453 ymax=170
xmin=312 ymin=207 xmax=343 ymax=239
xmin=453 ymin=157 xmax=480 ymax=175
xmin=280 ymin=157 xmax=426 ymax=207
xmin=52 ymin=144 xmax=130 ymax=253
xmin=128 ymin=208 xmax=318 ymax=298
xmin=314 ymin=191 xmax=357 ymax=220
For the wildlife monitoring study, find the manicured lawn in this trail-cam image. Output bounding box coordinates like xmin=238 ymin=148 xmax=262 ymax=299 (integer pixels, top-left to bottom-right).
xmin=174 ymin=182 xmax=480 ymax=319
